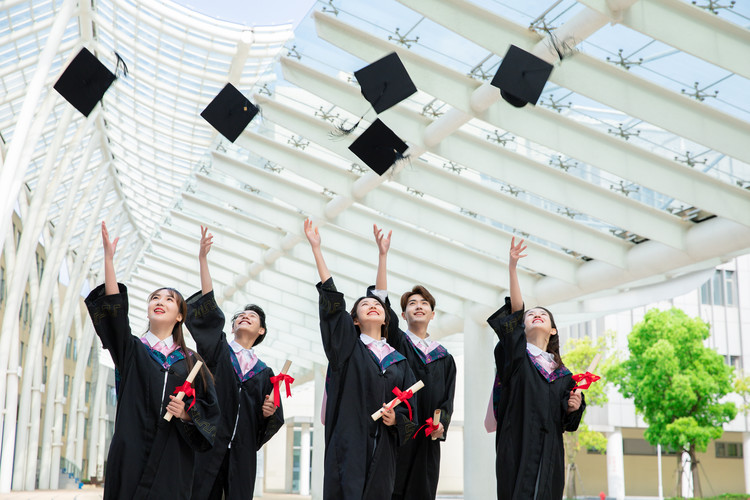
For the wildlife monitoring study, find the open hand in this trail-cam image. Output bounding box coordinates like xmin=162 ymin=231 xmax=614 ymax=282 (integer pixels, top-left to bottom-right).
xmin=304 ymin=218 xmax=321 ymax=248
xmin=199 ymin=225 xmax=213 ymax=259
xmin=509 ymin=237 xmax=527 ymax=268
xmin=373 ymin=224 xmax=392 ymax=255
xmin=102 ymin=221 xmax=119 ymax=261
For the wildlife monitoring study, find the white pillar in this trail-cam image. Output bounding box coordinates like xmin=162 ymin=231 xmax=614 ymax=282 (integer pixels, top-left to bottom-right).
xmin=256 ymin=449 xmax=264 ymax=496
xmin=311 ymin=364 xmax=325 ymax=500
xmin=299 ymin=422 xmax=311 ymax=495
xmin=743 ymin=432 xmax=750 ymax=495
xmin=606 ymin=428 xmax=625 ymax=500
xmin=462 ymin=301 xmax=496 ymax=498
xmin=681 ymin=450 xmax=693 ymax=498
xmin=657 ymin=444 xmax=664 ymax=500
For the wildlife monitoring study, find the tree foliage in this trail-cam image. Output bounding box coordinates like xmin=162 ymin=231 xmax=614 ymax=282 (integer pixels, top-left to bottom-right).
xmin=605 ymin=308 xmax=737 ymax=496
xmin=562 ymin=333 xmax=615 ymax=458
xmin=606 ymin=308 xmax=736 ymax=452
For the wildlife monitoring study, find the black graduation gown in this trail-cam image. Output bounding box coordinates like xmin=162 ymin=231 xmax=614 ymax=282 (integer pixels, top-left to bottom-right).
xmin=376 ymin=293 xmax=456 ymax=500
xmin=317 ymin=278 xmax=418 ymax=500
xmin=185 ymin=291 xmax=284 ymax=500
xmin=487 ymin=298 xmax=586 ymax=500
xmin=85 ymin=283 xmax=220 ymax=500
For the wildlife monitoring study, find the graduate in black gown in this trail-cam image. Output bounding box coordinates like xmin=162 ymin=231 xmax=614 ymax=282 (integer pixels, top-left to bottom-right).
xmin=186 ymin=226 xmax=284 ymax=500
xmin=85 ymin=222 xmax=219 ymax=500
xmin=304 ymin=219 xmax=418 ymax=500
xmin=368 ymin=225 xmax=456 ymax=500
xmin=488 ymin=238 xmax=585 ymax=500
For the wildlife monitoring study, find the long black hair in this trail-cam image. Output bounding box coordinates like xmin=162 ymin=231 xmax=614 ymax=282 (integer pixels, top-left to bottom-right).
xmin=532 ymin=306 xmax=563 ymax=368
xmin=349 ymin=295 xmax=390 ymax=340
xmin=147 ymin=288 xmax=213 ymax=390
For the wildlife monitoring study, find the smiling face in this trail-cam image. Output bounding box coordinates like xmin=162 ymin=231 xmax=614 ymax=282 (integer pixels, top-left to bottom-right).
xmin=147 ymin=288 xmax=184 ymax=328
xmin=231 ymin=304 xmax=267 ymax=346
xmin=523 ymin=307 xmax=557 ymax=338
xmin=401 ymin=293 xmax=435 ymax=328
xmin=353 ymin=297 xmax=386 ymax=327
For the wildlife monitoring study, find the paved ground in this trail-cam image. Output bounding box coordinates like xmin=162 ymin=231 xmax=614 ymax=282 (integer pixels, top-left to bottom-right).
xmin=0 ymin=489 xmax=312 ymax=500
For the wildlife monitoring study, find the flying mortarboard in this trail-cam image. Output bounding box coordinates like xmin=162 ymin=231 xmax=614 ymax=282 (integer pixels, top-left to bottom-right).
xmin=332 ymin=52 xmax=417 ymax=137
xmin=355 ymin=52 xmax=417 ymax=114
xmin=201 ymin=83 xmax=260 ymax=143
xmin=54 ymin=47 xmax=117 ymax=117
xmin=491 ymin=45 xmax=553 ymax=108
xmin=348 ymin=118 xmax=409 ymax=176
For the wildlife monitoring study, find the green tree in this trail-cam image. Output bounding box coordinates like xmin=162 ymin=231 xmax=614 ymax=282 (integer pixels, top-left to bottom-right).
xmin=606 ymin=308 xmax=737 ymax=498
xmin=562 ymin=334 xmax=615 ymax=498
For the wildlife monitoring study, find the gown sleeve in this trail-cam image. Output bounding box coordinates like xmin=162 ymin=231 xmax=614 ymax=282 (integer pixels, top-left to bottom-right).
xmin=391 ymin=363 xmax=418 ymax=446
xmin=367 ymin=285 xmax=407 ymax=355
xmin=437 ymin=355 xmax=457 ymax=440
xmin=178 ymin=361 xmax=221 ymax=452
xmin=85 ymin=283 xmax=136 ymax=370
xmin=185 ymin=290 xmax=227 ymax=370
xmin=486 ymin=297 xmax=527 ymax=382
xmin=562 ymin=377 xmax=586 ymax=432
xmin=317 ymin=277 xmax=358 ymax=370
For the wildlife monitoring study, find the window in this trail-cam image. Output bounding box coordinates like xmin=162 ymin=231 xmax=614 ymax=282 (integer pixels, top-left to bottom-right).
xmin=291 ymin=426 xmax=313 ymax=493
xmin=19 ymin=341 xmax=24 ymax=366
xmin=106 ymin=385 xmax=117 ymax=407
xmin=65 ymin=337 xmax=72 ymax=359
xmin=727 ymin=355 xmax=741 ymax=370
xmin=622 ymin=438 xmax=678 ymax=456
xmin=0 ymin=265 xmax=5 ymax=303
xmin=85 ymin=382 xmax=91 ymax=403
xmin=701 ymin=270 xmax=738 ymax=307
xmin=63 ymin=375 xmax=70 ymax=397
xmin=20 ymin=291 xmax=29 ymax=325
xmin=62 ymin=413 xmax=68 ymax=437
xmin=36 ymin=251 xmax=44 ymax=280
xmin=716 ymin=442 xmax=743 ymax=458
xmin=73 ymin=339 xmax=78 ymax=361
xmin=44 ymin=313 xmax=52 ymax=345
xmin=42 ymin=357 xmax=48 ymax=384
xmin=84 ymin=418 xmax=89 ymax=440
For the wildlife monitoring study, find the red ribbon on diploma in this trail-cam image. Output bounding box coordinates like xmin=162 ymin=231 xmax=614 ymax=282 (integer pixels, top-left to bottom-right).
xmin=413 ymin=417 xmax=440 ymax=439
xmin=173 ymin=381 xmax=196 ymax=411
xmin=269 ymin=373 xmax=295 ymax=407
xmin=387 ymin=387 xmax=414 ymax=420
xmin=572 ymin=371 xmax=601 ymax=390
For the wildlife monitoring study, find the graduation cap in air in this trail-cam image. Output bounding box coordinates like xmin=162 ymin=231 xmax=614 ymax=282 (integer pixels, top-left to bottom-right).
xmin=332 ymin=52 xmax=417 ymax=137
xmin=201 ymin=83 xmax=260 ymax=143
xmin=54 ymin=47 xmax=118 ymax=117
xmin=348 ymin=118 xmax=409 ymax=176
xmin=491 ymin=45 xmax=553 ymax=108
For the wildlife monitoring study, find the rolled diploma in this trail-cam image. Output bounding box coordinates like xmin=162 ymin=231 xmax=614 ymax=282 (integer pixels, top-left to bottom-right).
xmin=371 ymin=380 xmax=425 ymax=421
xmin=164 ymin=360 xmax=203 ymax=421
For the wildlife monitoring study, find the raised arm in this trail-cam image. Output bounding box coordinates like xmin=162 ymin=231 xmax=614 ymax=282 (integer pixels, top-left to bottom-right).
xmin=508 ymin=237 xmax=527 ymax=313
xmin=373 ymin=224 xmax=392 ymax=291
xmin=102 ymin=221 xmax=120 ymax=296
xmin=199 ymin=225 xmax=214 ymax=295
xmin=304 ymin=219 xmax=331 ymax=283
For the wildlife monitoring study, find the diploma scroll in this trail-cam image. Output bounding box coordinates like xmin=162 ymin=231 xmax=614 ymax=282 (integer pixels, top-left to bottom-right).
xmin=164 ymin=360 xmax=203 ymax=421
xmin=371 ymin=380 xmax=425 ymax=421
xmin=269 ymin=359 xmax=293 ymax=405
xmin=431 ymin=409 xmax=442 ymax=440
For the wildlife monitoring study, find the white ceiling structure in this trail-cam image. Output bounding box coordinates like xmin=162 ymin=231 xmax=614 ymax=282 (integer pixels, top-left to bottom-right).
xmin=2 ymin=0 xmax=750 ymax=382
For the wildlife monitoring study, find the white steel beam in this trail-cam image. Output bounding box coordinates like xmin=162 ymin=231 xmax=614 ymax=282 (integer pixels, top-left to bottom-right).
xmin=277 ymin=59 xmax=691 ymax=250
xmin=578 ymin=0 xmax=750 ymax=81
xmin=312 ymin=10 xmax=750 ymax=227
xmin=395 ymin=0 xmax=750 ymax=166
